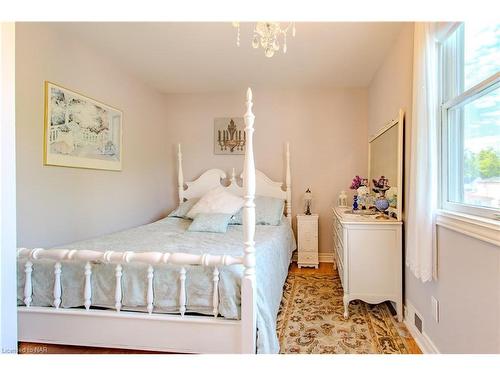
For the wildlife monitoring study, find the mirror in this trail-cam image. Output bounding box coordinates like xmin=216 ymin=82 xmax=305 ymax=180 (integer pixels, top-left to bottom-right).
xmin=368 ymin=110 xmax=404 ymax=220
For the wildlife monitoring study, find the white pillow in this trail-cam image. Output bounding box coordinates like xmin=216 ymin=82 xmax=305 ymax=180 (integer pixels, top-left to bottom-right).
xmin=186 ymin=186 xmax=244 ymax=219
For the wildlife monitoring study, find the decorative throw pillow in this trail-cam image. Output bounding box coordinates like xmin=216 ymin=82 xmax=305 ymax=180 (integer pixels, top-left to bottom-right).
xmin=168 ymin=198 xmax=200 ymax=219
xmin=186 ymin=186 xmax=244 ymax=219
xmin=230 ymin=196 xmax=285 ymax=225
xmin=187 ymin=213 xmax=233 ymax=233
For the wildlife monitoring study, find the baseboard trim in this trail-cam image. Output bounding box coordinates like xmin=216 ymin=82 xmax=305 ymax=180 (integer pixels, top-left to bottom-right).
xmin=319 ymin=253 xmax=334 ymax=263
xmin=291 ymin=252 xmax=334 ymax=263
xmin=404 ymin=301 xmax=440 ymax=354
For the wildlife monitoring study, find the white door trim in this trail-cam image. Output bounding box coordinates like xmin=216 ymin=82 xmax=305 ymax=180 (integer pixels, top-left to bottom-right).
xmin=0 ymin=22 xmax=17 ymax=354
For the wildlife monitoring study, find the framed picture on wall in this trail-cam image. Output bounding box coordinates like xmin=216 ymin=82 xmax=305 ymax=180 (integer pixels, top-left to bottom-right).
xmin=43 ymin=81 xmax=123 ymax=171
xmin=214 ymin=117 xmax=246 ymax=155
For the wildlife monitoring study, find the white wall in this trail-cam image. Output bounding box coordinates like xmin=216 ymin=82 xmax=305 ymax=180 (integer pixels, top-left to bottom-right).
xmin=368 ymin=23 xmax=500 ymax=353
xmin=16 ymin=23 xmax=172 ymax=248
xmin=162 ymin=89 xmax=368 ymax=256
xmin=0 ymin=22 xmax=17 ymax=353
xmin=414 ymin=227 xmax=500 ymax=353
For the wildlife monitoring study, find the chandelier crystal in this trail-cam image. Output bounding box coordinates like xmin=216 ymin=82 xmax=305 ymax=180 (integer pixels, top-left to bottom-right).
xmin=232 ymin=22 xmax=296 ymax=58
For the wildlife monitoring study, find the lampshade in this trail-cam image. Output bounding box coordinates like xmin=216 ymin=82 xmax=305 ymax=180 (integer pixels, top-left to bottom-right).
xmin=304 ymin=188 xmax=312 ymax=201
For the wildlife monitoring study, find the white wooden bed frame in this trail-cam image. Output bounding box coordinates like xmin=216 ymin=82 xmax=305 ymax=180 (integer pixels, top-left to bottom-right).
xmin=16 ymin=88 xmax=292 ymax=354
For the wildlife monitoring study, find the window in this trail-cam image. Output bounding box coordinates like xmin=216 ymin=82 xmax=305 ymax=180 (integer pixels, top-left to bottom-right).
xmin=440 ymin=22 xmax=500 ymax=220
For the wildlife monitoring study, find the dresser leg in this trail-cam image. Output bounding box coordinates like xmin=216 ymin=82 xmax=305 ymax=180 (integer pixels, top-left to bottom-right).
xmin=396 ymin=301 xmax=403 ymax=322
xmin=343 ymin=295 xmax=349 ymax=319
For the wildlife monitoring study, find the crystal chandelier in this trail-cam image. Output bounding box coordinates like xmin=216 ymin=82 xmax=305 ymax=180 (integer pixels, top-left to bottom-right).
xmin=232 ymin=22 xmax=296 ymax=58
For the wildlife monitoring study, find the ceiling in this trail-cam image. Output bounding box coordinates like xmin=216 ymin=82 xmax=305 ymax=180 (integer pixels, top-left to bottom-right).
xmin=53 ymin=22 xmax=405 ymax=94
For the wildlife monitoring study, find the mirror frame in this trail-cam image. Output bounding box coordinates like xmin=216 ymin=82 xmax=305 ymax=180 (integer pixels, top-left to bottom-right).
xmin=368 ymin=109 xmax=404 ymax=221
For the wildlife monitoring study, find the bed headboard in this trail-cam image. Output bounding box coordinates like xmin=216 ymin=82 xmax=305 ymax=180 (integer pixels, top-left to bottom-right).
xmin=177 ymin=143 xmax=292 ymax=222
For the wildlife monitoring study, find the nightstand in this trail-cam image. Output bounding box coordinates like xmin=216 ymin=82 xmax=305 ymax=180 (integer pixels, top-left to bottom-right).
xmin=297 ymin=214 xmax=319 ymax=268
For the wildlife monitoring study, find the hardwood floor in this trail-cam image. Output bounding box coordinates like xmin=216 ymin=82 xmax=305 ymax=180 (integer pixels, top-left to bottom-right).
xmin=289 ymin=262 xmax=335 ymax=275
xmin=18 ymin=262 xmax=421 ymax=354
xmin=18 ymin=342 xmax=162 ymax=354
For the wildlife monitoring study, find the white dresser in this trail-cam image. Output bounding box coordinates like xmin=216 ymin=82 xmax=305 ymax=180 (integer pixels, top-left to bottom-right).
xmin=297 ymin=214 xmax=319 ymax=269
xmin=332 ymin=207 xmax=403 ymax=321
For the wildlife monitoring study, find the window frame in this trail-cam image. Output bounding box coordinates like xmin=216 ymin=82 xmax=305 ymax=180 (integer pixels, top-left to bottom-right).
xmin=438 ymin=25 xmax=500 ymax=221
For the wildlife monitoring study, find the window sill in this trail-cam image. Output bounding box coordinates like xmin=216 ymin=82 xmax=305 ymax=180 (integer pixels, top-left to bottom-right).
xmin=436 ymin=210 xmax=500 ymax=247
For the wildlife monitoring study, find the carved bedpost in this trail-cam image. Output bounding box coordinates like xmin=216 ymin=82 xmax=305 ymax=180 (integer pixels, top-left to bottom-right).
xmin=241 ymin=87 xmax=257 ymax=353
xmin=178 ymin=143 xmax=184 ymax=204
xmin=179 ymin=267 xmax=187 ymax=317
xmin=115 ymin=264 xmax=123 ymax=312
xmin=24 ymin=261 xmax=33 ymax=307
xmin=146 ymin=265 xmax=154 ymax=314
xmin=84 ymin=262 xmax=92 ymax=311
xmin=285 ymin=142 xmax=292 ymax=224
xmin=212 ymin=267 xmax=220 ymax=317
xmin=53 ymin=262 xmax=62 ymax=309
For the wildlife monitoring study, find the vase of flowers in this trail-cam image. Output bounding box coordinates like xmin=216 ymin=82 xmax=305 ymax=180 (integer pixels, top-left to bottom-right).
xmin=350 ymin=175 xmax=367 ymax=211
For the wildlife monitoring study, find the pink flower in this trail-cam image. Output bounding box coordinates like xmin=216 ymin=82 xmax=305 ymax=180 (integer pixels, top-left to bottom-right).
xmin=350 ymin=175 xmax=365 ymax=190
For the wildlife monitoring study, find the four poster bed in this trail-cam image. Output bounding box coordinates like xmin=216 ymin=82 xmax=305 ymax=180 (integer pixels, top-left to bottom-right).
xmin=16 ymin=89 xmax=295 ymax=354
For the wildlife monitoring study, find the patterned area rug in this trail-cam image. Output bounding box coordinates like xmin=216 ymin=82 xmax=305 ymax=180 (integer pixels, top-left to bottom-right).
xmin=276 ymin=272 xmax=412 ymax=354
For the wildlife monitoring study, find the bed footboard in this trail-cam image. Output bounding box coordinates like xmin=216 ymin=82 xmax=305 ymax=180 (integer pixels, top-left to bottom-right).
xmin=18 ymin=248 xmax=243 ymax=316
xmin=17 ymin=248 xmax=251 ymax=353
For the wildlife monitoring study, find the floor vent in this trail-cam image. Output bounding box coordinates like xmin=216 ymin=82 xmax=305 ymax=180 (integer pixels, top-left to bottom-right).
xmin=414 ymin=312 xmax=423 ymax=333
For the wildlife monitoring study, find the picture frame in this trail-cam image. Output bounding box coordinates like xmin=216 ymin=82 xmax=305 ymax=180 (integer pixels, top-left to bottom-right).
xmin=44 ymin=81 xmax=123 ymax=171
xmin=214 ymin=117 xmax=245 ymax=155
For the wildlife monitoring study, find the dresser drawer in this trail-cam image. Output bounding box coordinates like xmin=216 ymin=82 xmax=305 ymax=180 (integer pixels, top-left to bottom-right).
xmin=298 ymin=251 xmax=318 ymax=265
xmin=335 ymin=219 xmax=344 ymax=245
xmin=335 ymin=242 xmax=344 ymax=269
xmin=337 ymin=258 xmax=345 ymax=289
xmin=298 ymin=221 xmax=317 ymax=236
xmin=334 ymin=233 xmax=344 ymax=265
xmin=298 ymin=233 xmax=318 ymax=252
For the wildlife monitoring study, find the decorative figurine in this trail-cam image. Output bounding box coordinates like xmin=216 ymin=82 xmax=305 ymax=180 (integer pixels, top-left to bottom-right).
xmin=338 ymin=190 xmax=348 ymax=207
xmin=372 ymin=176 xmax=390 ymax=219
xmin=350 ymin=175 xmax=367 ymax=212
xmin=386 ymin=187 xmax=398 ymax=208
xmin=304 ymin=188 xmax=312 ymax=215
xmin=356 ymin=185 xmax=369 ymax=210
